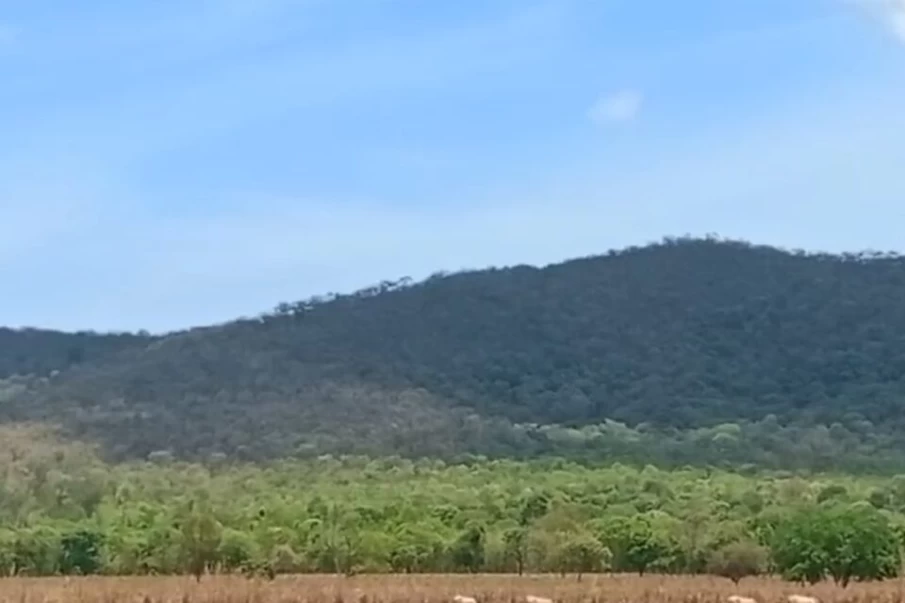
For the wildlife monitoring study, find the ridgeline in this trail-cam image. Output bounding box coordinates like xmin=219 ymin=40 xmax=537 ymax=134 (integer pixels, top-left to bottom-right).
xmin=4 ymin=236 xmax=905 ymax=469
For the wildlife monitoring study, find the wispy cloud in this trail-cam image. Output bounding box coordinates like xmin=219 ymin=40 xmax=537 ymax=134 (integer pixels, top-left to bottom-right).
xmin=883 ymin=0 xmax=905 ymax=40
xmin=847 ymin=0 xmax=905 ymax=42
xmin=9 ymin=2 xmax=565 ymax=165
xmin=3 ymin=0 xmax=904 ymax=332
xmin=588 ymin=89 xmax=643 ymax=126
xmin=0 ymin=1 xmax=568 ymax=300
xmin=48 ymin=81 xmax=900 ymax=333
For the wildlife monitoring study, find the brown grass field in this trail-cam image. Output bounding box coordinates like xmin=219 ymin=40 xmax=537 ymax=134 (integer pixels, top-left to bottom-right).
xmin=2 ymin=574 xmax=905 ymax=603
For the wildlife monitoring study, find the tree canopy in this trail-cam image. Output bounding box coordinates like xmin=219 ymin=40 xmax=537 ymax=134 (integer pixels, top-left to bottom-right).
xmin=0 ymin=426 xmax=904 ymax=581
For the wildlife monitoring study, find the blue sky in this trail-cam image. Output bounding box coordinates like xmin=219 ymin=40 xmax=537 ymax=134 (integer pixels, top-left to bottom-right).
xmin=1 ymin=0 xmax=904 ymax=332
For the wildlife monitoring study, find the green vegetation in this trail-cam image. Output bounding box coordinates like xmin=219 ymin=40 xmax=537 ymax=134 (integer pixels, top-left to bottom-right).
xmin=4 ymin=237 xmax=905 ymax=468
xmin=7 ymin=238 xmax=905 ymax=582
xmin=2 ymin=426 xmax=905 ymax=583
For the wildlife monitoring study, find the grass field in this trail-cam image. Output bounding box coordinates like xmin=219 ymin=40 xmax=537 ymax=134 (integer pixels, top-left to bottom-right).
xmin=1 ymin=574 xmax=902 ymax=603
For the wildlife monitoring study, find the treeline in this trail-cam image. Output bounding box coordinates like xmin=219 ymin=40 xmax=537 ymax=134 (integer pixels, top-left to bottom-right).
xmin=1 ymin=427 xmax=904 ymax=583
xmin=505 ymin=415 xmax=905 ymax=474
xmin=6 ymin=381 xmax=905 ymax=472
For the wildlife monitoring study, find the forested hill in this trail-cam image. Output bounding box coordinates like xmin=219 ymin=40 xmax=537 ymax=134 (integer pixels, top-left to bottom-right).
xmin=0 ymin=328 xmax=153 ymax=379
xmin=5 ymin=236 xmax=905 ymax=465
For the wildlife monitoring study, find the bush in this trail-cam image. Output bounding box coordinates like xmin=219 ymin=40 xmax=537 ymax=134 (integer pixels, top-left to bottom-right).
xmin=707 ymin=541 xmax=767 ymax=584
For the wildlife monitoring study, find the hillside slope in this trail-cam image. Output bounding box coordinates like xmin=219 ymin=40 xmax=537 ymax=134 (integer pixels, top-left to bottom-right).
xmin=0 ymin=328 xmax=152 ymax=378
xmin=6 ymin=236 xmax=905 ymax=463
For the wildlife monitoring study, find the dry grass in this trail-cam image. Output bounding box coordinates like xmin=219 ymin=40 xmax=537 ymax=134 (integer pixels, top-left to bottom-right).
xmin=1 ymin=574 xmax=904 ymax=603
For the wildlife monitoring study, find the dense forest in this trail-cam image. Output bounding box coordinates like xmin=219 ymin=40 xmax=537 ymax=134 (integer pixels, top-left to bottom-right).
xmin=0 ymin=328 xmax=152 ymax=379
xmin=4 ymin=236 xmax=905 ymax=465
xmin=0 ymin=426 xmax=903 ymax=584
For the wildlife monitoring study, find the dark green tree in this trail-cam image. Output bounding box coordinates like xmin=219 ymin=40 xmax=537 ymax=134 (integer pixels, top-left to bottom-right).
xmin=60 ymin=529 xmax=103 ymax=575
xmin=388 ymin=544 xmax=419 ymax=573
xmin=518 ymin=491 xmax=551 ymax=526
xmin=450 ymin=524 xmax=485 ymax=573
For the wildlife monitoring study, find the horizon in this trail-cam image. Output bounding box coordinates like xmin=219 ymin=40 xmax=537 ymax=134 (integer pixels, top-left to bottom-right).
xmin=2 ymin=1 xmax=904 ymax=332
xmin=5 ymin=234 xmax=903 ymax=336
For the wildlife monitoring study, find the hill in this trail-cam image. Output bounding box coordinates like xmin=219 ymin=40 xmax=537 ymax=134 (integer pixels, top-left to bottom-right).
xmin=5 ymin=236 xmax=905 ymax=467
xmin=0 ymin=327 xmax=152 ymax=379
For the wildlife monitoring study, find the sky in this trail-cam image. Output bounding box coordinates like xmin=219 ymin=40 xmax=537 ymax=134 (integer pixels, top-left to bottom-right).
xmin=1 ymin=0 xmax=904 ymax=332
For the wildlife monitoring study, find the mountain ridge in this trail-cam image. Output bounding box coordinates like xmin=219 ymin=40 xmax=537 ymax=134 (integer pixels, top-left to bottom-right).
xmin=5 ymin=236 xmax=905 ymax=466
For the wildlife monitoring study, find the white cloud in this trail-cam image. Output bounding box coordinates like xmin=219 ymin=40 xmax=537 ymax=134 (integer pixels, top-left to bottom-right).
xmin=847 ymin=0 xmax=905 ymax=42
xmin=40 ymin=82 xmax=897 ymax=333
xmin=4 ymin=2 xmax=905 ymax=332
xmin=889 ymin=2 xmax=905 ymax=40
xmin=588 ymin=89 xmax=643 ymax=126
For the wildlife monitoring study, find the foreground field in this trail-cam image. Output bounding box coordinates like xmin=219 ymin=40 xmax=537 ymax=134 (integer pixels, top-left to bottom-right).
xmin=1 ymin=574 xmax=903 ymax=603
